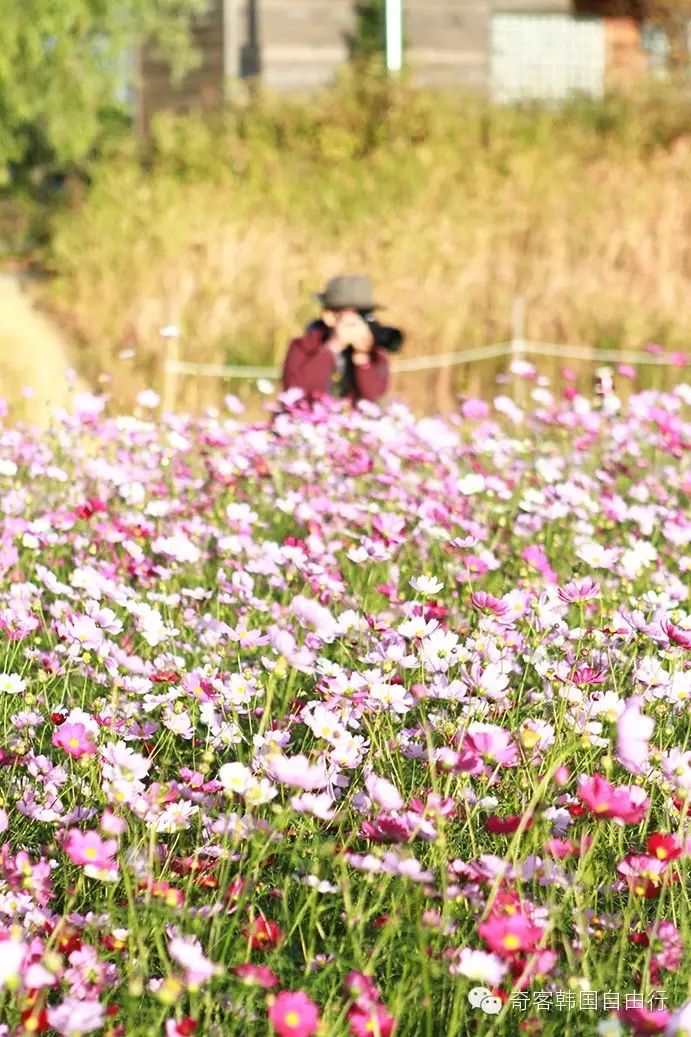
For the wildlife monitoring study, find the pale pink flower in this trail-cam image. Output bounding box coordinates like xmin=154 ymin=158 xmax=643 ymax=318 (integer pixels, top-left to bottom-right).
xmin=46 ymin=999 xmax=105 ymax=1035
xmin=616 ymin=697 xmax=655 ymax=775
xmin=365 ymin=772 xmax=404 ymax=811
xmin=168 ymin=934 xmax=220 ymax=987
xmin=0 ymin=936 xmax=25 ymax=988
xmin=269 ymin=754 xmax=329 ymax=791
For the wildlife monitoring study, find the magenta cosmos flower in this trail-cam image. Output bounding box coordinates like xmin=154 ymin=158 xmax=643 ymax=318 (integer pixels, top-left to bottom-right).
xmin=478 ymin=913 xmax=544 ymax=958
xmin=577 ymin=774 xmax=650 ymax=824
xmin=347 ymin=1002 xmax=396 ymax=1036
xmin=268 ymin=990 xmax=320 ymax=1037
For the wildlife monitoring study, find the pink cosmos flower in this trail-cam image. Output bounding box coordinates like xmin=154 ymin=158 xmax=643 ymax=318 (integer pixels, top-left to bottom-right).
xmin=661 ymin=620 xmax=691 ymax=650
xmin=408 ymin=792 xmax=456 ymax=820
xmin=290 ymin=792 xmax=337 ymax=820
xmin=269 ymin=754 xmax=329 ymax=791
xmin=0 ymin=935 xmax=25 ymax=988
xmin=233 ymin=963 xmax=279 ymax=988
xmin=521 ymin=544 xmax=558 ymax=584
xmin=361 ymin=813 xmax=412 ymax=844
xmin=64 ymin=829 xmax=119 ymax=878
xmin=478 ymin=913 xmax=543 ymax=958
xmin=617 ymin=854 xmax=669 ymax=897
xmin=347 ymin=1002 xmax=396 ymax=1037
xmin=52 ymin=722 xmax=97 ymax=759
xmin=168 ymin=935 xmax=220 ymax=987
xmin=648 ymin=920 xmax=684 ymax=973
xmin=455 ymin=723 xmax=519 ymax=775
xmin=570 ymin=665 xmax=607 ymax=686
xmin=461 ymin=398 xmax=490 ymax=420
xmin=365 ymin=772 xmax=404 ymax=811
xmin=470 ymin=591 xmax=510 ymax=617
xmin=557 ymin=576 xmax=600 ymax=604
xmin=268 ymin=990 xmax=320 ymax=1037
xmin=344 ymin=970 xmax=381 ymax=1006
xmin=46 ymin=999 xmax=106 ymax=1035
xmin=512 ymin=949 xmax=559 ymax=990
xmin=616 ymin=697 xmax=655 ymax=775
xmin=577 ymin=774 xmax=650 ymax=824
xmin=617 ymin=1005 xmax=671 ymax=1034
xmin=0 ymin=608 xmax=40 ymax=641
xmin=101 ymin=809 xmax=127 ymax=835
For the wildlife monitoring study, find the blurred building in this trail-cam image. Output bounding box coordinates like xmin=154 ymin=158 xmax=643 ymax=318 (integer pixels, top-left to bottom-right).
xmin=137 ymin=0 xmax=355 ymax=130
xmin=136 ymin=0 xmax=674 ymax=128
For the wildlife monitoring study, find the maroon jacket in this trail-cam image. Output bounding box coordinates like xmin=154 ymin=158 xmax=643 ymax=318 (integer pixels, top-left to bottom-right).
xmin=282 ymin=322 xmax=389 ymax=403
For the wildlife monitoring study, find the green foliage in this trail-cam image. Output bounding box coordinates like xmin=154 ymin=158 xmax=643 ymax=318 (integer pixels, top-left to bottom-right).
xmin=38 ymin=74 xmax=691 ymax=415
xmin=0 ymin=0 xmax=207 ymax=184
xmin=350 ymin=0 xmax=386 ymax=63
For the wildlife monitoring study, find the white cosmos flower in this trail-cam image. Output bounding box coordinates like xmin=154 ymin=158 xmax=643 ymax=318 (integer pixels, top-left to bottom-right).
xmin=409 ymin=574 xmax=444 ymax=596
xmin=449 ymin=948 xmax=508 ymax=985
xmin=0 ymin=937 xmax=25 ymax=987
xmin=457 ymin=473 xmax=486 ymax=495
xmin=0 ymin=673 xmax=26 ymax=695
xmin=218 ymin=762 xmax=253 ymax=794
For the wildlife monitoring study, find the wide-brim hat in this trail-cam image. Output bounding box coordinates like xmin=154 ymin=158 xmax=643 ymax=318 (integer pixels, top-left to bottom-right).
xmin=315 ymin=275 xmax=384 ymax=311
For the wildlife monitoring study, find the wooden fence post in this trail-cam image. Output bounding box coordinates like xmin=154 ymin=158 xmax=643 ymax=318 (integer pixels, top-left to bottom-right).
xmin=510 ymin=295 xmax=527 ymax=408
xmin=161 ymin=325 xmax=180 ymax=413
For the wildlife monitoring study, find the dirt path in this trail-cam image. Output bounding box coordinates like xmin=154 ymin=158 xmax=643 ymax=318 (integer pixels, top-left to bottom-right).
xmin=0 ymin=272 xmax=85 ymax=425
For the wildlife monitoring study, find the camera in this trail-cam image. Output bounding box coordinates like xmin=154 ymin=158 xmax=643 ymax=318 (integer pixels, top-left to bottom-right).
xmin=361 ymin=313 xmax=405 ymax=353
xmin=360 ymin=312 xmax=405 ymax=353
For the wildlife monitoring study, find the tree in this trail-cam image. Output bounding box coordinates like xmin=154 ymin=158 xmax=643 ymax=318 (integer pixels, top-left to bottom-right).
xmin=0 ymin=0 xmax=207 ymax=183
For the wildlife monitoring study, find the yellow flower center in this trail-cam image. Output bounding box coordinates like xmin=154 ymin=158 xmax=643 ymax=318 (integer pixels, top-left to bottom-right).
xmin=285 ymin=1012 xmax=300 ymax=1028
xmin=503 ymin=933 xmax=521 ymax=950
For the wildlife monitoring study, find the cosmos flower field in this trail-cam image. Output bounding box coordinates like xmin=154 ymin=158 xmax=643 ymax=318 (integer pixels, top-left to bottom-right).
xmin=1 ymin=385 xmax=691 ymax=1037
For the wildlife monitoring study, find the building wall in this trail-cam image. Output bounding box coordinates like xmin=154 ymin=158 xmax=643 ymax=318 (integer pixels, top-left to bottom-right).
xmin=258 ymin=0 xmax=355 ymax=91
xmin=138 ymin=0 xmax=355 ymax=126
xmin=136 ymin=0 xmax=662 ymax=126
xmin=406 ymin=0 xmax=491 ymax=90
xmin=137 ymin=0 xmax=225 ymax=132
xmin=493 ymin=0 xmax=570 ymax=10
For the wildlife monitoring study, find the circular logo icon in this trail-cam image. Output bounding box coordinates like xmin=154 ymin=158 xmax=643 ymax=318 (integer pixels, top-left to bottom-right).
xmin=468 ymin=986 xmax=492 ymax=1009
xmin=480 ymin=995 xmax=503 ymax=1016
xmin=468 ymin=987 xmax=503 ymax=1015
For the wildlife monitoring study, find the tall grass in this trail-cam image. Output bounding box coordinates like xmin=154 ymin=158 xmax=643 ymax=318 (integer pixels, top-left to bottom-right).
xmin=43 ymin=73 xmax=691 ymax=411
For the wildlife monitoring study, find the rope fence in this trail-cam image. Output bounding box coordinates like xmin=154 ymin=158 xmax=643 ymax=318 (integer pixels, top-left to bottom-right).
xmin=159 ymin=304 xmax=688 ymax=411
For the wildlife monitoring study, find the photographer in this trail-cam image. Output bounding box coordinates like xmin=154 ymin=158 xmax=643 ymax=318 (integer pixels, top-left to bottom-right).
xmin=282 ymin=276 xmax=402 ymax=404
